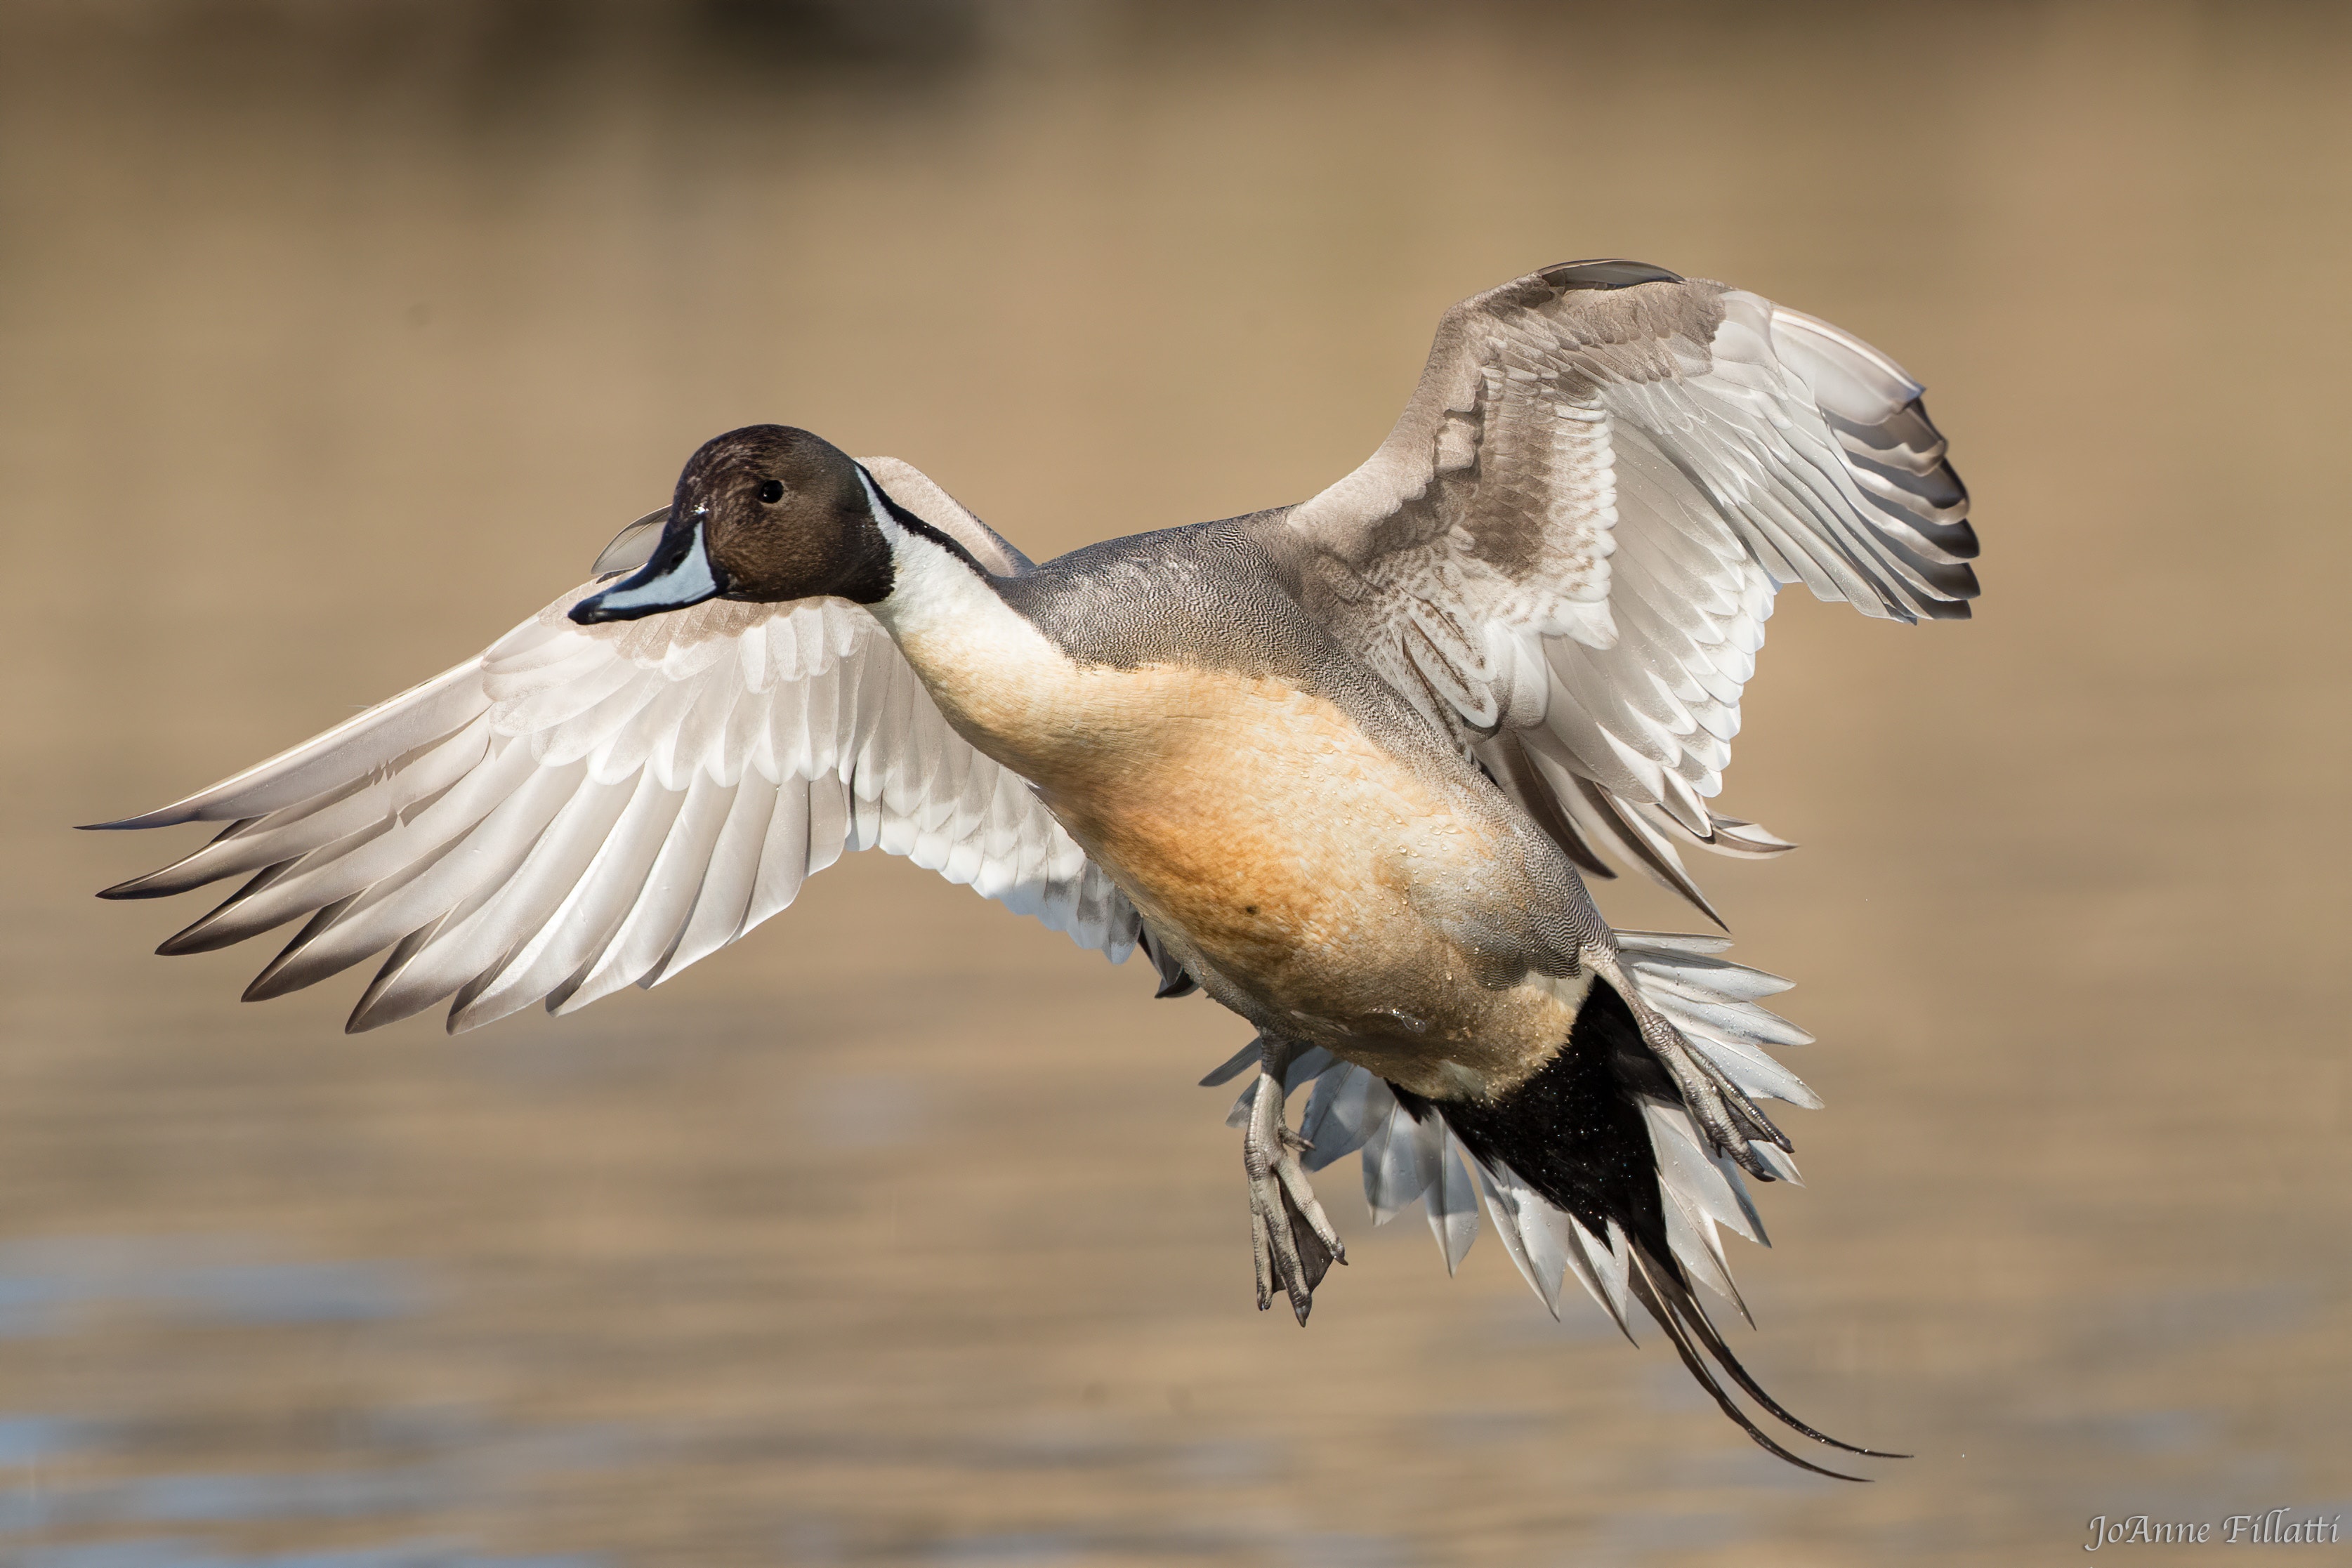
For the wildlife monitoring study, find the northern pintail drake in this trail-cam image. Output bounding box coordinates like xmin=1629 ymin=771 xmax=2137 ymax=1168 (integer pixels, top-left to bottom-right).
xmin=89 ymin=261 xmax=1973 ymax=1477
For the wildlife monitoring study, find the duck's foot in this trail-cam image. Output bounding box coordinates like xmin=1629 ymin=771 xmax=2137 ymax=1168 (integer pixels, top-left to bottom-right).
xmin=1582 ymin=953 xmax=1792 ymax=1176
xmin=1244 ymin=1041 xmax=1347 ymax=1324
xmin=1625 ymin=989 xmax=1792 ymax=1178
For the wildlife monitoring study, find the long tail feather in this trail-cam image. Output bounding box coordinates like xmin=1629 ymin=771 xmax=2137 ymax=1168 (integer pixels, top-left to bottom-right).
xmin=1622 ymin=1249 xmax=1870 ymax=1482
xmin=1641 ymin=1247 xmax=1907 ymax=1459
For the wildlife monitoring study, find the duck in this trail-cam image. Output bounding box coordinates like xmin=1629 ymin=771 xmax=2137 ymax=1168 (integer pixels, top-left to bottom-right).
xmin=86 ymin=259 xmax=1974 ymax=1478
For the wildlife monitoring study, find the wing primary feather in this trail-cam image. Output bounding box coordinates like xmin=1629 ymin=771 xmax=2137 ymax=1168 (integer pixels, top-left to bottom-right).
xmin=154 ymin=852 xmax=328 ymax=956
xmin=244 ymin=892 xmax=364 ymax=1001
xmin=155 ymin=739 xmax=542 ymax=954
xmin=83 ymin=662 xmax=489 ymax=830
xmin=98 ymin=717 xmax=491 ymax=900
xmin=344 ymin=914 xmax=458 ymax=1032
xmin=235 ymin=758 xmax=586 ymax=1001
xmin=239 ymin=848 xmax=458 ymax=1001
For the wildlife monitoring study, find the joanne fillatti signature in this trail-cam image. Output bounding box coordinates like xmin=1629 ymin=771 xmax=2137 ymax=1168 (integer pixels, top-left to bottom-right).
xmin=2086 ymin=1511 xmax=2344 ymax=1550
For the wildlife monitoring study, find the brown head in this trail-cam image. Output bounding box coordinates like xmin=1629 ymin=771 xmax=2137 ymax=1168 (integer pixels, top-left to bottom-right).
xmin=571 ymin=425 xmax=894 ymax=624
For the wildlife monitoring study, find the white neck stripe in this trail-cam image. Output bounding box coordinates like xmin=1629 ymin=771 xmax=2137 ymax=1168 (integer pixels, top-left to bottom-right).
xmin=855 ymin=466 xmax=906 ymax=546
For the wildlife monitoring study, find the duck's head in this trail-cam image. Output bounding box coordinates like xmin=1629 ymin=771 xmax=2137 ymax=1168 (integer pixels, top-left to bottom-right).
xmin=570 ymin=424 xmax=894 ymax=624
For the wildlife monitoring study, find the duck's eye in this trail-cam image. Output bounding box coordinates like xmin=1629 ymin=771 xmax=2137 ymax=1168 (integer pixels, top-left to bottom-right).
xmin=757 ymin=480 xmax=786 ymax=505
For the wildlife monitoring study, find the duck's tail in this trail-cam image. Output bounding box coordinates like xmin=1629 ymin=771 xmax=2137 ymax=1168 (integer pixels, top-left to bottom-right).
xmin=1247 ymin=933 xmax=1901 ymax=1477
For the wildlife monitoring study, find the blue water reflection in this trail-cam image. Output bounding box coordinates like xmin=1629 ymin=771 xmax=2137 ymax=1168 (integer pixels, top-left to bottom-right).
xmin=0 ymin=1240 xmax=422 ymax=1338
xmin=0 ymin=1236 xmax=636 ymax=1562
xmin=0 ymin=1416 xmax=93 ymax=1466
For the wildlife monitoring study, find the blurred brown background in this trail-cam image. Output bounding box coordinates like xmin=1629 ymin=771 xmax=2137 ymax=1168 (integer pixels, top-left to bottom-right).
xmin=4 ymin=1 xmax=2348 ymax=1563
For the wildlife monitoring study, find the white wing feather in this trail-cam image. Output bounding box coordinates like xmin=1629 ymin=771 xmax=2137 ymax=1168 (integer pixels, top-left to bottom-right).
xmin=94 ymin=466 xmax=1136 ymax=1034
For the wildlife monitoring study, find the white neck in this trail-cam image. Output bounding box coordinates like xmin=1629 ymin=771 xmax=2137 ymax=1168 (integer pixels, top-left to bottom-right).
xmin=852 ymin=468 xmax=1077 ymax=746
xmin=855 ymin=466 xmax=1009 ymax=638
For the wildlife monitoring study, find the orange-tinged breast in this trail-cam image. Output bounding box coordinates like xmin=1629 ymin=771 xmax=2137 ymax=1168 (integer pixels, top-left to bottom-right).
xmin=1039 ymin=673 xmax=1551 ymax=1048
xmin=1055 ymin=675 xmax=1435 ymax=957
xmin=896 ymin=617 xmax=1576 ymax=1094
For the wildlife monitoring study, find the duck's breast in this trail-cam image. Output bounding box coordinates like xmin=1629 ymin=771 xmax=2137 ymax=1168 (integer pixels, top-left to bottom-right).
xmin=888 ymin=524 xmax=1574 ymax=1091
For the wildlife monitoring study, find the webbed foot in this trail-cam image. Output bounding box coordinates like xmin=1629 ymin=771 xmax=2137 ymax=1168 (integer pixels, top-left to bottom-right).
xmin=1243 ymin=1045 xmax=1348 ymax=1324
xmin=1610 ymin=968 xmax=1792 ymax=1178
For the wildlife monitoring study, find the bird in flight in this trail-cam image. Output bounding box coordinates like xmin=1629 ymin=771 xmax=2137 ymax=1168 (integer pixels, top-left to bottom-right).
xmin=89 ymin=261 xmax=1973 ymax=1477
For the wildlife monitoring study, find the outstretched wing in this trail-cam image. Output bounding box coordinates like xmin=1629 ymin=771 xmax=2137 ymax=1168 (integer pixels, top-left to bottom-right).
xmin=88 ymin=462 xmax=1138 ymax=1034
xmin=1283 ymin=261 xmax=1974 ymax=917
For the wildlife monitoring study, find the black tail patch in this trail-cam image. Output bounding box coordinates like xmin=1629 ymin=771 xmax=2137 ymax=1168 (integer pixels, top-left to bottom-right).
xmin=1391 ymin=978 xmax=1903 ymax=1478
xmin=1390 ymin=977 xmax=1669 ymax=1256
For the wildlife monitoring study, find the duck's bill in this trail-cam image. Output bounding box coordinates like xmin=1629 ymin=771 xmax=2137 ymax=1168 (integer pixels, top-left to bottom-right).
xmin=570 ymin=514 xmax=726 ymax=624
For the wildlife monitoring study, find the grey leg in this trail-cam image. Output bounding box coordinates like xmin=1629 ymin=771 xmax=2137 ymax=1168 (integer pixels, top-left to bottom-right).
xmin=1245 ymin=1034 xmax=1348 ymax=1324
xmin=1589 ymin=951 xmax=1792 ymax=1179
